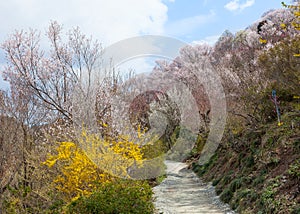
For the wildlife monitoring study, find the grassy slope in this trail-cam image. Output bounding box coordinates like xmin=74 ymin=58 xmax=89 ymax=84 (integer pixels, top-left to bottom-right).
xmin=191 ymin=111 xmax=300 ymax=213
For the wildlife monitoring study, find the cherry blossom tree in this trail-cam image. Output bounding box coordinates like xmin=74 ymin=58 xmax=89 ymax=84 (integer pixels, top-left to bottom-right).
xmin=0 ymin=21 xmax=120 ymax=211
xmin=1 ymin=21 xmax=103 ymax=121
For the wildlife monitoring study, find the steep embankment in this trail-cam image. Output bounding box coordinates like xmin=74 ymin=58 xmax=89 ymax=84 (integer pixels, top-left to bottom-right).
xmin=191 ymin=111 xmax=300 ymax=213
xmin=153 ymin=160 xmax=234 ymax=214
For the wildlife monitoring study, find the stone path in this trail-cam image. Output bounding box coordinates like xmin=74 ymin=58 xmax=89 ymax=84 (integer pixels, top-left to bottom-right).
xmin=153 ymin=161 xmax=235 ymax=214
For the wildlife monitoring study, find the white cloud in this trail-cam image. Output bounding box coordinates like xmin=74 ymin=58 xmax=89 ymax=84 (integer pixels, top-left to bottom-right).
xmin=0 ymin=0 xmax=168 ymax=46
xmin=192 ymin=34 xmax=220 ymax=46
xmin=225 ymin=0 xmax=239 ymax=11
xmin=240 ymin=0 xmax=255 ymax=10
xmin=166 ymin=10 xmax=216 ymax=37
xmin=224 ymin=0 xmax=255 ymax=12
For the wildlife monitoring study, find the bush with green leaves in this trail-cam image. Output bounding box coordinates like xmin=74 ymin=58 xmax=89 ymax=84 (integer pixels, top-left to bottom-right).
xmin=67 ymin=179 xmax=154 ymax=214
xmin=288 ymin=160 xmax=300 ymax=179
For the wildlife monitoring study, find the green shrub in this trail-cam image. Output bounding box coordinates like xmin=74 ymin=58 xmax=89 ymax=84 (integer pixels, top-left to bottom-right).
xmin=244 ymin=155 xmax=255 ymax=168
xmin=212 ymin=178 xmax=221 ymax=186
xmin=221 ymin=174 xmax=232 ymax=186
xmin=237 ymin=188 xmax=258 ymax=203
xmin=260 ymin=184 xmax=280 ymax=212
xmin=229 ymin=178 xmax=243 ymax=192
xmin=252 ymin=175 xmax=265 ymax=186
xmin=67 ymin=179 xmax=154 ymax=214
xmin=291 ymin=206 xmax=300 ymax=214
xmin=192 ymin=163 xmax=202 ymax=173
xmin=48 ymin=199 xmax=64 ymax=213
xmin=220 ymin=187 xmax=233 ymax=203
xmin=237 ymin=188 xmax=251 ymax=198
xmin=288 ymin=160 xmax=300 ymax=179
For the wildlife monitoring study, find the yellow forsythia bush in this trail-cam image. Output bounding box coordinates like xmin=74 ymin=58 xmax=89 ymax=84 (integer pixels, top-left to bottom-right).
xmin=43 ymin=129 xmax=144 ymax=201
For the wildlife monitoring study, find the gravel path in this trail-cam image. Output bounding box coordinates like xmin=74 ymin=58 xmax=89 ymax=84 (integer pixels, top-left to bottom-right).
xmin=153 ymin=161 xmax=235 ymax=214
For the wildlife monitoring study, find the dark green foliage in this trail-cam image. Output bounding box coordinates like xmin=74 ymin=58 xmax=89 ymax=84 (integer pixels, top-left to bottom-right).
xmin=222 ymin=175 xmax=231 ymax=185
xmin=288 ymin=160 xmax=300 ymax=179
xmin=192 ymin=164 xmax=202 ymax=173
xmin=244 ymin=155 xmax=255 ymax=168
xmin=252 ymin=175 xmax=265 ymax=186
xmin=220 ymin=188 xmax=233 ymax=203
xmin=194 ymin=154 xmax=218 ymax=177
xmin=291 ymin=206 xmax=300 ymax=214
xmin=67 ymin=180 xmax=154 ymax=214
xmin=229 ymin=178 xmax=243 ymax=192
xmin=212 ymin=178 xmax=221 ymax=186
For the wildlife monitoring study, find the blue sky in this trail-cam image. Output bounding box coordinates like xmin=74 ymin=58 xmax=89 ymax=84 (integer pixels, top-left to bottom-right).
xmin=163 ymin=0 xmax=283 ymax=43
xmin=0 ymin=0 xmax=286 ymax=89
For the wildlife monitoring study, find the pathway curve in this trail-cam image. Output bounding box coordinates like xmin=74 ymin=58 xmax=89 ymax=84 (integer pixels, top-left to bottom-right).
xmin=153 ymin=161 xmax=235 ymax=214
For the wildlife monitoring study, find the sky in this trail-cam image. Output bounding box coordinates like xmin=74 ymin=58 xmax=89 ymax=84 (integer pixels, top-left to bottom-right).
xmin=0 ymin=0 xmax=285 ymax=89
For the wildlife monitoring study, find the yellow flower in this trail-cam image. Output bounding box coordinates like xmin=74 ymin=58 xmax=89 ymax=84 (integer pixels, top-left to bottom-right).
xmin=280 ymin=23 xmax=286 ymax=29
xmin=42 ymin=158 xmax=58 ymax=167
xmin=43 ymin=128 xmax=145 ymax=201
xmin=294 ymin=11 xmax=300 ymax=17
xmin=259 ymin=38 xmax=267 ymax=44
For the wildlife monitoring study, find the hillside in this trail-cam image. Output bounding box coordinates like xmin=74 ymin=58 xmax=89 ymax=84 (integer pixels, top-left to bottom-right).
xmin=192 ymin=110 xmax=300 ymax=213
xmin=186 ymin=5 xmax=300 ymax=214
